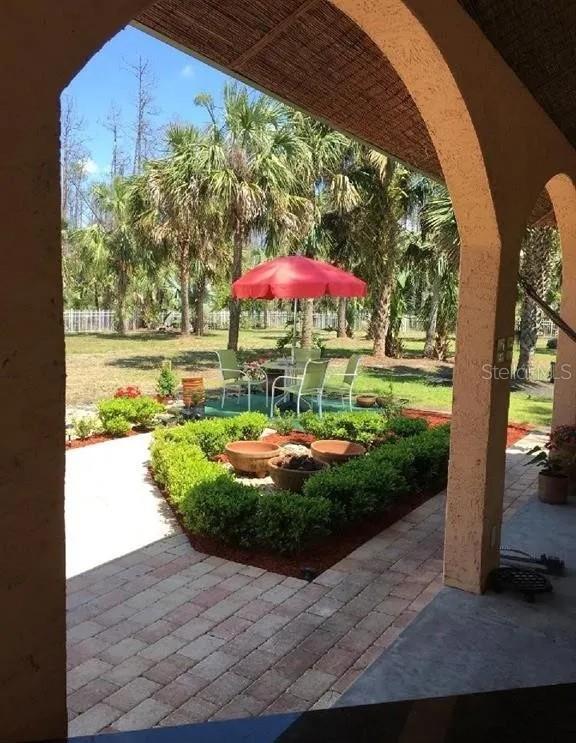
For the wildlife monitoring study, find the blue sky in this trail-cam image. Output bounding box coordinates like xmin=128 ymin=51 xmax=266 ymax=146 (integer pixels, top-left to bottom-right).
xmin=63 ymin=25 xmax=244 ymax=178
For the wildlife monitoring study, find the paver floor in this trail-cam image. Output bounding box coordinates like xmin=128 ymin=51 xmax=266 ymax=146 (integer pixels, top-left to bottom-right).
xmin=66 ymin=432 xmax=541 ymax=735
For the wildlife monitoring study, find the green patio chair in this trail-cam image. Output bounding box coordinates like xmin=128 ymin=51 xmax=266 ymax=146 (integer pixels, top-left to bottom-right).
xmin=270 ymin=358 xmax=329 ymax=417
xmin=293 ymin=347 xmax=321 ymax=375
xmin=216 ymin=350 xmax=254 ymax=411
xmin=323 ymin=354 xmax=362 ymax=411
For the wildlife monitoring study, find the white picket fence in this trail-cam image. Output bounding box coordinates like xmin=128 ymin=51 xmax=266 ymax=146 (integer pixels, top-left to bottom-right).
xmin=64 ymin=308 xmax=559 ymax=337
xmin=64 ymin=310 xmax=138 ymax=333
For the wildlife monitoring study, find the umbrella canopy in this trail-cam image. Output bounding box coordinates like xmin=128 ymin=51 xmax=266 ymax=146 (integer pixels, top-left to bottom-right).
xmin=231 ymin=255 xmax=366 ymax=300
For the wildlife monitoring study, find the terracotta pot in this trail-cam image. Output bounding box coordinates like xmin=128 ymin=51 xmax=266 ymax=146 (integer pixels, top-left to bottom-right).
xmin=225 ymin=440 xmax=280 ymax=478
xmin=551 ymin=442 xmax=576 ymax=496
xmin=538 ymin=471 xmax=569 ymax=504
xmin=268 ymin=457 xmax=326 ymax=493
xmin=182 ymin=377 xmax=205 ymax=408
xmin=311 ymin=439 xmax=366 ymax=466
xmin=356 ymin=394 xmax=377 ymax=408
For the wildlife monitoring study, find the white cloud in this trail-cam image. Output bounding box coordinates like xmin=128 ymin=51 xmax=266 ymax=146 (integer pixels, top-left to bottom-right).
xmin=180 ymin=64 xmax=194 ymax=79
xmin=83 ymin=158 xmax=100 ymax=175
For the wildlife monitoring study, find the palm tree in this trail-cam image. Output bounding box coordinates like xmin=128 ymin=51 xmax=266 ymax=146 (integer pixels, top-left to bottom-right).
xmin=515 ymin=226 xmax=559 ymax=380
xmin=196 ymin=85 xmax=305 ymax=350
xmin=286 ymin=112 xmax=351 ymax=346
xmin=419 ymin=183 xmax=460 ymax=359
xmin=91 ymin=178 xmax=141 ymax=333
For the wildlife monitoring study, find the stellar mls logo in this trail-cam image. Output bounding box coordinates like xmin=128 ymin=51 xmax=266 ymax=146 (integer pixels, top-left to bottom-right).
xmin=481 ymin=364 xmax=572 ymax=381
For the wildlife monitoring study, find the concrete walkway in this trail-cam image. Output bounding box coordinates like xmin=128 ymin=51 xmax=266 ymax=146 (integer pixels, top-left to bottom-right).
xmin=66 ymin=435 xmax=178 ymax=577
xmin=65 ymin=432 xmax=538 ymax=735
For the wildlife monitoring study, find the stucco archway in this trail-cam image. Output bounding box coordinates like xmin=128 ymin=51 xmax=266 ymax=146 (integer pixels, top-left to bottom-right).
xmin=6 ymin=1 xmax=576 ymax=741
xmin=545 ymin=174 xmax=576 ymax=428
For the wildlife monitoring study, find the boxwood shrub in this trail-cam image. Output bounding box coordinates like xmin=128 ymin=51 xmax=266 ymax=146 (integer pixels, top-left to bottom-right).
xmin=98 ymin=395 xmax=164 ymax=434
xmin=156 ymin=412 xmax=268 ymax=458
xmin=303 ymin=424 xmax=450 ymax=525
xmin=295 ymin=411 xmax=429 ymax=447
xmin=149 ymin=416 xmax=450 ymax=556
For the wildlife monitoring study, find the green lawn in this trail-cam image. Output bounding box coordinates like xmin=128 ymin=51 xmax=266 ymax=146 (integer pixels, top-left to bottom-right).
xmin=65 ymin=329 xmax=555 ymax=426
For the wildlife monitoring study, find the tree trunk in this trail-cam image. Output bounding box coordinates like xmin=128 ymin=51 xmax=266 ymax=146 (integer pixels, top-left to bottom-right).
xmin=371 ymin=279 xmax=394 ymax=357
xmin=514 ymin=227 xmax=555 ymax=381
xmin=515 ymin=296 xmax=538 ymax=381
xmin=228 ymin=230 xmax=245 ymax=351
xmin=301 ymin=299 xmax=314 ymax=348
xmin=424 ymin=273 xmax=442 ymax=358
xmin=179 ymin=256 xmax=190 ymax=335
xmin=193 ymin=274 xmax=206 ymax=336
xmin=115 ymin=270 xmax=128 ymax=335
xmin=337 ymin=297 xmax=347 ymax=338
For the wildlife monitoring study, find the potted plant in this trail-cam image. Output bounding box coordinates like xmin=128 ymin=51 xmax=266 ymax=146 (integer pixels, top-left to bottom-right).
xmin=525 ymin=445 xmax=569 ymax=505
xmin=156 ymin=362 xmax=178 ymax=403
xmin=268 ymin=453 xmax=326 ymax=493
xmin=548 ymin=425 xmax=576 ymax=493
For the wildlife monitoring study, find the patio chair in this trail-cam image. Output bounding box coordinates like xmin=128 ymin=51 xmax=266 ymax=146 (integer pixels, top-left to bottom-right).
xmin=293 ymin=347 xmax=321 ymax=374
xmin=270 ymin=358 xmax=329 ymax=417
xmin=322 ymin=354 xmax=362 ymax=411
xmin=215 ymin=350 xmax=257 ymax=411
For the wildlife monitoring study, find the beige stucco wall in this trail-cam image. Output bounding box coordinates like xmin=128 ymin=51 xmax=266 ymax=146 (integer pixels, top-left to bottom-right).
xmin=2 ymin=0 xmax=576 ymax=739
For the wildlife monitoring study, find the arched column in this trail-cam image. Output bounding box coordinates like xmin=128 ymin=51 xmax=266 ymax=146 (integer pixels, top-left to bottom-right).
xmin=1 ymin=3 xmax=152 ymax=741
xmin=547 ymin=175 xmax=576 ymax=428
xmin=331 ymin=0 xmax=525 ymax=592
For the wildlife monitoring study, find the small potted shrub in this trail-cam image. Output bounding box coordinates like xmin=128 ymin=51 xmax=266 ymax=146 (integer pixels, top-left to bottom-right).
xmin=156 ymin=362 xmax=178 ymax=402
xmin=526 ymin=445 xmax=569 ymax=505
xmin=268 ymin=453 xmax=326 ymax=493
xmin=548 ymin=425 xmax=576 ymax=493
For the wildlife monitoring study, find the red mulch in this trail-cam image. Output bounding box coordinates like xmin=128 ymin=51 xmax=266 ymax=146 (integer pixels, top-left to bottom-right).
xmin=156 ymin=474 xmax=444 ymax=579
xmin=403 ymin=408 xmax=531 ymax=448
xmin=66 ymin=430 xmax=138 ymax=449
xmin=151 ymin=410 xmax=533 ymax=578
xmin=261 ymin=431 xmax=316 ymax=447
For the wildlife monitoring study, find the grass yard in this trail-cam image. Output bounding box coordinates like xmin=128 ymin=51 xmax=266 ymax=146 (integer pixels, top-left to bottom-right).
xmin=65 ymin=329 xmax=555 ymax=426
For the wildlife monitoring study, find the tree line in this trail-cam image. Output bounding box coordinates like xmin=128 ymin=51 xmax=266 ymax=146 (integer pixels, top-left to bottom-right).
xmin=62 ymin=80 xmax=560 ymax=370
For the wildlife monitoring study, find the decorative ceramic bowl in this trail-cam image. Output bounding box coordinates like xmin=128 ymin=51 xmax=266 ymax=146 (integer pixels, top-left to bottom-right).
xmin=356 ymin=394 xmax=377 ymax=408
xmin=268 ymin=456 xmax=326 ymax=493
xmin=310 ymin=439 xmax=366 ymax=466
xmin=225 ymin=440 xmax=280 ymax=478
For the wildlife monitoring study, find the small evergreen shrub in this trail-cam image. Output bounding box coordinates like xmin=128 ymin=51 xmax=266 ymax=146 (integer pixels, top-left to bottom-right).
xmin=102 ymin=416 xmax=132 ymax=437
xmin=156 ymin=365 xmax=178 ymax=398
xmin=254 ymin=492 xmax=332 ymax=553
xmin=98 ymin=396 xmax=163 ymax=430
xmin=71 ymin=415 xmax=100 ymax=440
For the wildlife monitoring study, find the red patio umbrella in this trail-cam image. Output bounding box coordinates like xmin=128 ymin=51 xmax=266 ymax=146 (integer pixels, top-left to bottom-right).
xmin=231 ymin=255 xmax=366 ymax=300
xmin=232 ymin=256 xmax=366 ymax=357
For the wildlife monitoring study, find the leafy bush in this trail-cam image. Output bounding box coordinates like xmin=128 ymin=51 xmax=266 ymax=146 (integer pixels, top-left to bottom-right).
xmin=303 ymin=424 xmax=450 ymax=523
xmin=98 ymin=396 xmax=163 ymax=430
xmin=102 ymin=416 xmax=132 ymax=437
xmin=388 ymin=416 xmax=429 ymax=438
xmin=150 ymin=439 xmax=220 ymax=506
xmin=156 ymin=412 xmax=268 ymax=458
xmin=254 ymin=492 xmax=332 ymax=553
xmin=182 ymin=476 xmax=260 ymax=547
xmin=270 ymin=412 xmax=299 ymax=435
xmin=156 ymin=366 xmax=178 ymax=397
xmin=71 ymin=415 xmax=100 ymax=440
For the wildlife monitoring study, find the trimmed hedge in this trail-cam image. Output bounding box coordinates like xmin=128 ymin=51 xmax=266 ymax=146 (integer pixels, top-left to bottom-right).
xmin=303 ymin=424 xmax=451 ymax=524
xmin=98 ymin=395 xmax=163 ymax=434
xmin=154 ymin=412 xmax=268 ymax=458
xmin=293 ymin=411 xmax=428 ymax=447
xmin=150 ymin=414 xmax=450 ymax=556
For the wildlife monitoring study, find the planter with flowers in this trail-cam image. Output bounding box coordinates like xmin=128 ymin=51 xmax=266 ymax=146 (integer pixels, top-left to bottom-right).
xmin=526 ymin=444 xmax=569 ymax=505
xmin=548 ymin=425 xmax=576 ymax=494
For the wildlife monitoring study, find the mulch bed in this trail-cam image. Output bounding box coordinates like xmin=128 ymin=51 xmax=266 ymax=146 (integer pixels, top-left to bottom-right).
xmin=66 ymin=430 xmax=139 ymax=449
xmin=152 ymin=411 xmax=533 ymax=578
xmin=403 ymin=408 xmax=531 ymax=448
xmin=164 ymin=481 xmax=444 ymax=579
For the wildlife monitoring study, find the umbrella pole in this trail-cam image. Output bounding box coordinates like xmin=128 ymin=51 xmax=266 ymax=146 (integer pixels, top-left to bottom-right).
xmin=292 ymin=298 xmax=298 ymax=361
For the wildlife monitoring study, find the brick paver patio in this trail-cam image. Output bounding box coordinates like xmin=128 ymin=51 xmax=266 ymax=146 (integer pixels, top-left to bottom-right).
xmin=66 ymin=432 xmax=541 ymax=735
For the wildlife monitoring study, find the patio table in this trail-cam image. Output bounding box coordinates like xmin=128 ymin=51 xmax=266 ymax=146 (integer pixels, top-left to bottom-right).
xmin=262 ymin=357 xmax=303 ymax=411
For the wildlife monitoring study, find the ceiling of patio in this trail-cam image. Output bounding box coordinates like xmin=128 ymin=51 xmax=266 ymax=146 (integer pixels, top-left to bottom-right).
xmin=135 ymin=0 xmax=574 ymax=225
